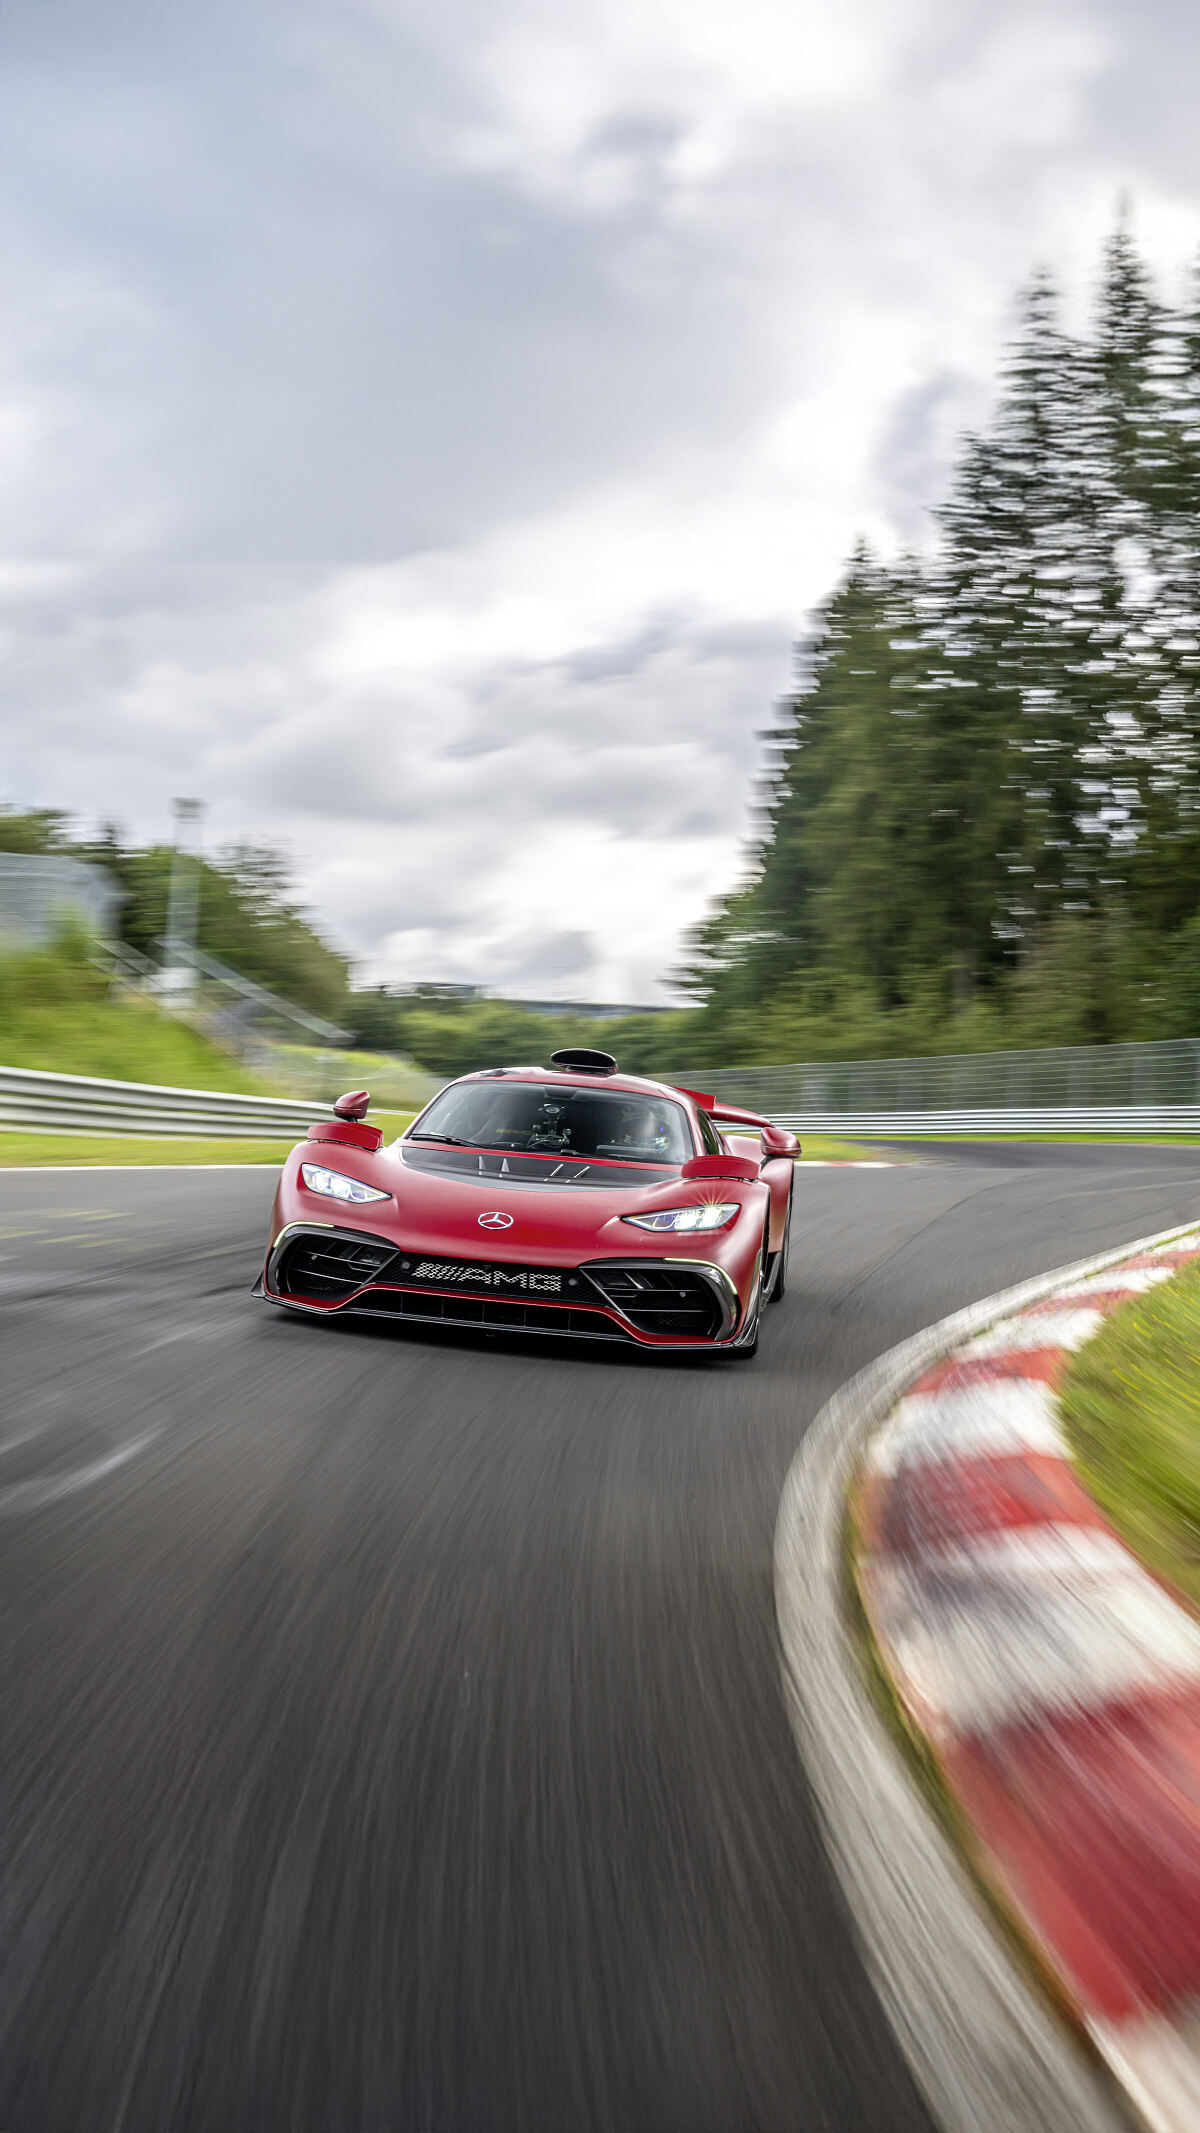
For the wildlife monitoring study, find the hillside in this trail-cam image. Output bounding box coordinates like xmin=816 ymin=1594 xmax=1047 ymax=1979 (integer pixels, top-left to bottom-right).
xmin=0 ymin=938 xmax=267 ymax=1092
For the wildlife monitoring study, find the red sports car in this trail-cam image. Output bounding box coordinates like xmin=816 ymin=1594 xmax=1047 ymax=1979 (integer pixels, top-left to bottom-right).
xmin=255 ymin=1050 xmax=799 ymax=1357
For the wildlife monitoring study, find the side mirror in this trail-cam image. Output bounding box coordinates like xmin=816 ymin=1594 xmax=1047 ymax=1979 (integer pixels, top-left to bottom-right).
xmin=333 ymin=1090 xmax=371 ymax=1121
xmin=760 ymin=1125 xmax=800 ymax=1159
xmin=680 ymin=1152 xmax=760 ymax=1184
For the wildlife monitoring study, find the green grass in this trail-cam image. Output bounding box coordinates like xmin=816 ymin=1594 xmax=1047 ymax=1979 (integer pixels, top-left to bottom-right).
xmin=0 ymin=1133 xmax=293 ymax=1167
xmin=0 ymin=1112 xmax=415 ymax=1169
xmin=1059 ymin=1250 xmax=1200 ymax=1611
xmin=1 ymin=992 xmax=271 ymax=1093
xmin=0 ymin=937 xmax=430 ymax=1109
xmin=795 ymin=1134 xmax=907 ymax=1160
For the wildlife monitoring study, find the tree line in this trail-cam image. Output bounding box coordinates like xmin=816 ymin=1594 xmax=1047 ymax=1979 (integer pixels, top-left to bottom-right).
xmin=335 ymin=220 xmax=1200 ymax=1086
xmin=0 ymin=809 xmax=681 ymax=1072
xmin=678 ymin=219 xmax=1200 ymax=1068
xmin=0 ymin=810 xmax=350 ymax=1019
xmin=11 ymin=222 xmax=1200 ymax=1085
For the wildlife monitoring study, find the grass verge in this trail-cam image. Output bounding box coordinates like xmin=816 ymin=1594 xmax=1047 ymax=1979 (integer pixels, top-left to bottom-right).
xmin=0 ymin=1113 xmax=415 ymax=1169
xmin=0 ymin=1133 xmax=296 ymax=1167
xmin=1059 ymin=1252 xmax=1200 ymax=1612
xmin=1 ymin=993 xmax=273 ymax=1092
xmin=795 ymin=1134 xmax=904 ymax=1161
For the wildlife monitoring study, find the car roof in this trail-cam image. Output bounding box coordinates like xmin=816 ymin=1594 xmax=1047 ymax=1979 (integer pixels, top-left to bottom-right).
xmin=453 ymin=1067 xmax=694 ymax=1105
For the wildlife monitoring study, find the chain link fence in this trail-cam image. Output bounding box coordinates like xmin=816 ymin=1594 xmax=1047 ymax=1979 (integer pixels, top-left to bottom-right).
xmin=683 ymin=1037 xmax=1200 ymax=1134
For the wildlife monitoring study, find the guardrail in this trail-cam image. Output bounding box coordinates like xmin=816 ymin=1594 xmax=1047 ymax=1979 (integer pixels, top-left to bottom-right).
xmin=690 ymin=1036 xmax=1200 ymax=1117
xmin=0 ymin=1065 xmax=330 ymax=1139
xmin=5 ymin=1064 xmax=1197 ymax=1144
xmin=775 ymin=1107 xmax=1200 ymax=1137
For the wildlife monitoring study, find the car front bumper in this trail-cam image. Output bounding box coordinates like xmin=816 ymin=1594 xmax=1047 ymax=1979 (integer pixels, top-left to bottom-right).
xmin=259 ymin=1222 xmax=754 ymax=1350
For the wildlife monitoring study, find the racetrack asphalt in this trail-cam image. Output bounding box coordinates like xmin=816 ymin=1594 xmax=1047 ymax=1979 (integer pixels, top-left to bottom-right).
xmin=4 ymin=1147 xmax=1200 ymax=2133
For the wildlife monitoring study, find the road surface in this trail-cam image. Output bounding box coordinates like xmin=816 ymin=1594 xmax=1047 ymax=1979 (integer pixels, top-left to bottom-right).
xmin=3 ymin=1145 xmax=1199 ymax=2132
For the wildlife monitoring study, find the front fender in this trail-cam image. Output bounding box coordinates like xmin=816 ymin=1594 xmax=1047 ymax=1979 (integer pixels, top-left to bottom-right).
xmin=760 ymin=1156 xmax=795 ymax=1253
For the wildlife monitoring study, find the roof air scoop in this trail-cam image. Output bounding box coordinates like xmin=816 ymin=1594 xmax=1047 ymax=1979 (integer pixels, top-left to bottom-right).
xmin=549 ymin=1048 xmax=618 ymax=1075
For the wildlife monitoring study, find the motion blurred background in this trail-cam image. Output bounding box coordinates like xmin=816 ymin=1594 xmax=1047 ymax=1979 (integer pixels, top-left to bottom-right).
xmin=3 ymin=0 xmax=1200 ymax=1088
xmin=9 ymin=12 xmax=1200 ymax=2133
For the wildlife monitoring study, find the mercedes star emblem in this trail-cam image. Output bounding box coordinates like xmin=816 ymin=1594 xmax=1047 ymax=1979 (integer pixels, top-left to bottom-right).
xmin=478 ymin=1211 xmax=514 ymax=1230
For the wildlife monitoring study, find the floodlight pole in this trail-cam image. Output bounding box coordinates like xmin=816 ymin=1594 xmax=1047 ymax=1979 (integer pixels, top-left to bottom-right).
xmin=164 ymin=797 xmax=204 ymax=1004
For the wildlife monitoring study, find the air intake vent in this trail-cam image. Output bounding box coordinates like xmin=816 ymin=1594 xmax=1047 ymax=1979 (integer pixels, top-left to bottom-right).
xmin=279 ymin=1233 xmax=397 ymax=1299
xmin=586 ymin=1264 xmax=725 ymax=1339
xmin=549 ymin=1048 xmax=618 ymax=1075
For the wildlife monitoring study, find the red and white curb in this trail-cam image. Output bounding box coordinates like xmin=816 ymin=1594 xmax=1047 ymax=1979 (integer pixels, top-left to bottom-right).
xmin=855 ymin=1231 xmax=1200 ymax=2133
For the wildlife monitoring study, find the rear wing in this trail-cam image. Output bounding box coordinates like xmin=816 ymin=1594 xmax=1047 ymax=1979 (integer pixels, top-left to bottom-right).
xmin=711 ymin=1101 xmax=772 ymax=1130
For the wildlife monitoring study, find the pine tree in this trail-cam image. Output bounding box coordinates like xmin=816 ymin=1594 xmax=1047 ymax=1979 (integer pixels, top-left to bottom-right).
xmin=1121 ymin=249 xmax=1200 ymax=935
xmin=935 ymin=274 xmax=1119 ymax=950
xmin=688 ymin=216 xmax=1200 ymax=1061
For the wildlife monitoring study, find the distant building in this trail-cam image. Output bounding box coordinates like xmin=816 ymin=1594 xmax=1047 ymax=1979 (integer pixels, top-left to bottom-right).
xmin=387 ymin=982 xmax=678 ymax=1017
xmin=394 ymin=982 xmax=677 ymax=1018
xmin=510 ymin=999 xmax=677 ymax=1020
xmin=0 ymin=852 xmax=122 ymax=947
xmin=403 ymin=982 xmax=488 ymax=1002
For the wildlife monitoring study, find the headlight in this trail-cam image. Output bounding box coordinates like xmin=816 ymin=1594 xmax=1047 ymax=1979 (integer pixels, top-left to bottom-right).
xmin=300 ymin=1162 xmax=391 ymax=1205
xmin=623 ymin=1202 xmax=739 ymax=1233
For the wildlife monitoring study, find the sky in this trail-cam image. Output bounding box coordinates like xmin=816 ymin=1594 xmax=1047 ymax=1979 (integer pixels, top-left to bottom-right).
xmin=3 ymin=0 xmax=1200 ymax=1002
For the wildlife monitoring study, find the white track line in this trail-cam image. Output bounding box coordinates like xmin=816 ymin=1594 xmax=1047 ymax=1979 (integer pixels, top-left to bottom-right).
xmin=0 ymin=1163 xmax=279 ymax=1173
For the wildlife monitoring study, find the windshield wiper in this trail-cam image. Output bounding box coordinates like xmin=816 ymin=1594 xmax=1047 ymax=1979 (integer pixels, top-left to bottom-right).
xmin=408 ymin=1133 xmax=484 ymax=1148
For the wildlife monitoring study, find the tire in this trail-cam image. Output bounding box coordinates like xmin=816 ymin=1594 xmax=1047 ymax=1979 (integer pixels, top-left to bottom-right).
xmin=768 ymin=1181 xmax=792 ymax=1303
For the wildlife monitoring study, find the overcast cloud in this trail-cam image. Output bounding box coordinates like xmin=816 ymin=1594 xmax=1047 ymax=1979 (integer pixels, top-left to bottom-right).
xmin=2 ymin=0 xmax=1199 ymax=999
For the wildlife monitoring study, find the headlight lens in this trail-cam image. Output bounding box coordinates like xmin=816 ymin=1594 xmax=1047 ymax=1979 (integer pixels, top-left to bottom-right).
xmin=623 ymin=1202 xmax=739 ymax=1233
xmin=300 ymin=1162 xmax=391 ymax=1204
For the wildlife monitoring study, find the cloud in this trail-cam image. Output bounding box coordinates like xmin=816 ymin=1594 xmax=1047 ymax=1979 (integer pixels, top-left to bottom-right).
xmin=3 ymin=0 xmax=1200 ymax=998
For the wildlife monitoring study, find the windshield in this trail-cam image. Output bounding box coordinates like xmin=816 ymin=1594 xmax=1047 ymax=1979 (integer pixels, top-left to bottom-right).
xmin=410 ymin=1081 xmax=695 ymax=1163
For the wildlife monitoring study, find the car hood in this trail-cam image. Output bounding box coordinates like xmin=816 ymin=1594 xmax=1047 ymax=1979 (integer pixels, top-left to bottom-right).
xmin=293 ymin=1139 xmax=755 ymax=1261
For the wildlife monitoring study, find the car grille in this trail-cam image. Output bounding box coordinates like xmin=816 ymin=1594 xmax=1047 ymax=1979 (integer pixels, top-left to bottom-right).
xmin=277 ymin=1234 xmax=398 ymax=1299
xmin=585 ymin=1264 xmax=726 ymax=1340
xmin=352 ymin=1290 xmax=628 ymax=1339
